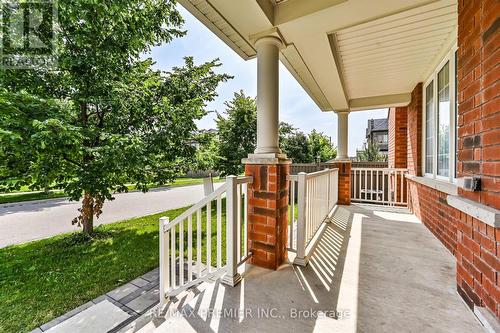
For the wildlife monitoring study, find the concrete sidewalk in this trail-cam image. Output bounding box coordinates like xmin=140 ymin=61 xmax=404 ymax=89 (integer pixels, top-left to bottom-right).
xmin=30 ymin=268 xmax=161 ymax=333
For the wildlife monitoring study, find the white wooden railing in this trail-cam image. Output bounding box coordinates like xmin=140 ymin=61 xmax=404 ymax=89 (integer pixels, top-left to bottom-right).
xmin=288 ymin=168 xmax=338 ymax=266
xmin=159 ymin=175 xmax=252 ymax=308
xmin=351 ymin=168 xmax=408 ymax=206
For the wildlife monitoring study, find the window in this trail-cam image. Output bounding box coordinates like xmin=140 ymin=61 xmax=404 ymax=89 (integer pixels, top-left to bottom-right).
xmin=423 ymin=46 xmax=457 ymax=182
xmin=454 ymin=50 xmax=458 ymax=178
xmin=374 ymin=133 xmax=388 ymax=144
xmin=437 ymin=62 xmax=450 ymax=177
xmin=425 ymin=82 xmax=434 ymax=174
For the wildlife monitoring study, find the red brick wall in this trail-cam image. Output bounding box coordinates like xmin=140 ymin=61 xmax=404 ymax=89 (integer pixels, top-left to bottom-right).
xmin=327 ymin=161 xmax=351 ymax=205
xmin=408 ymin=179 xmax=500 ymax=317
xmin=457 ymin=0 xmax=500 ymax=209
xmin=388 ymin=107 xmax=408 ymax=169
xmin=405 ymin=0 xmax=500 ymax=316
xmin=407 ymin=83 xmax=423 ymax=176
xmin=245 ymin=163 xmax=289 ymax=270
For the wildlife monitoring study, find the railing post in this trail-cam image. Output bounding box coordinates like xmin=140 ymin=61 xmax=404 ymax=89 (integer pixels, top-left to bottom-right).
xmin=294 ymin=172 xmax=308 ymax=266
xmin=159 ymin=217 xmax=169 ymax=310
xmin=327 ymin=171 xmax=331 ymax=213
xmin=221 ymin=175 xmax=242 ymax=287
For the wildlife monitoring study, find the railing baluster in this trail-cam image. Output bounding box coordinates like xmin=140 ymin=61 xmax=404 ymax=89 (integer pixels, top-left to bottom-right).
xmin=216 ymin=195 xmax=222 ymax=269
xmin=159 ymin=217 xmax=169 ymax=307
xmin=289 ymin=180 xmax=294 ymax=250
xmin=206 ymin=201 xmax=211 ymax=273
xmin=364 ymin=170 xmax=368 ymax=200
xmin=382 ymin=170 xmax=386 ymax=204
xmin=394 ymin=171 xmax=398 ymax=206
xmin=354 ymin=169 xmax=357 ymax=200
xmin=237 ymin=183 xmax=241 ymax=261
xmin=305 ymin=182 xmax=314 ymax=242
xmin=400 ymin=170 xmax=404 ymax=204
xmin=170 ymin=225 xmax=176 ymax=289
xmin=370 ymin=169 xmax=374 ymax=201
xmin=197 ymin=209 xmax=202 ymax=277
xmin=295 ymin=172 xmax=307 ymax=266
xmin=326 ymin=172 xmax=330 ymax=212
xmin=188 ymin=215 xmax=193 ymax=282
xmin=179 ymin=218 xmax=184 ymax=285
xmin=243 ymin=183 xmax=248 ymax=257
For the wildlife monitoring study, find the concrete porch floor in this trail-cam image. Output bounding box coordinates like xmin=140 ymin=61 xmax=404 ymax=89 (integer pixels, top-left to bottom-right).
xmin=128 ymin=204 xmax=483 ymax=333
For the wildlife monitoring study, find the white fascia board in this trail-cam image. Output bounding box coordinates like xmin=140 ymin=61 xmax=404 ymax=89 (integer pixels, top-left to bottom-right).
xmin=274 ymin=0 xmax=349 ymax=25
xmin=349 ymin=93 xmax=411 ymax=111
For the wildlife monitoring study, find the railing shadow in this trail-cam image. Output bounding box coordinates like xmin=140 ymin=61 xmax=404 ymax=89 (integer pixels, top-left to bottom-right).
xmin=153 ymin=206 xmax=354 ymax=333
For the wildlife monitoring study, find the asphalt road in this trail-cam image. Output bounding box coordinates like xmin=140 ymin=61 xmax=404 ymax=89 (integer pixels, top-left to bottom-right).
xmin=0 ymin=184 xmax=221 ymax=248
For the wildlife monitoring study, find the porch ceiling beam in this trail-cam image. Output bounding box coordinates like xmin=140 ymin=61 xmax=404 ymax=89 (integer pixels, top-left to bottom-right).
xmin=273 ymin=0 xmax=349 ymax=25
xmin=349 ymin=93 xmax=411 ymax=111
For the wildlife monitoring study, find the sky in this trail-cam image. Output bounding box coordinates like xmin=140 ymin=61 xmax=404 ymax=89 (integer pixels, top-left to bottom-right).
xmin=147 ymin=6 xmax=388 ymax=156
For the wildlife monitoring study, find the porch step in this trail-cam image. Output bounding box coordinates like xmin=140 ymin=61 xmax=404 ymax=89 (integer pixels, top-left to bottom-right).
xmin=117 ymin=281 xmax=212 ymax=333
xmin=151 ymin=279 xmax=221 ymax=333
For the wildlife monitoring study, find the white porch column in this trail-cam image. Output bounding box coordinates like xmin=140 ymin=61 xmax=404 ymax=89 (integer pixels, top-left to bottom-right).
xmin=336 ymin=111 xmax=349 ymax=160
xmin=254 ymin=36 xmax=283 ymax=155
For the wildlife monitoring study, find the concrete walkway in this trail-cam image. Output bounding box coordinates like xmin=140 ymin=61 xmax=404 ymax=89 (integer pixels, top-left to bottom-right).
xmin=35 ymin=204 xmax=485 ymax=333
xmin=0 ymin=184 xmax=221 ymax=248
xmin=30 ymin=268 xmax=162 ymax=333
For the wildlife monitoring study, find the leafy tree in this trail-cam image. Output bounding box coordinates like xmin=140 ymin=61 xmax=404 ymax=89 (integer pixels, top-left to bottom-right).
xmin=0 ymin=1 xmax=230 ymax=234
xmin=357 ymin=141 xmax=387 ymax=161
xmin=192 ymin=130 xmax=219 ymax=173
xmin=215 ymin=91 xmax=257 ymax=176
xmin=279 ymin=122 xmax=311 ymax=163
xmin=308 ymin=130 xmax=337 ymax=162
xmin=0 ymin=90 xmax=70 ymax=191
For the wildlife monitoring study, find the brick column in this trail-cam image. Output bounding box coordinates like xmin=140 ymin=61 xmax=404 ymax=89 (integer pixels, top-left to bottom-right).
xmin=388 ymin=107 xmax=408 ymax=169
xmin=326 ymin=161 xmax=351 ymax=205
xmin=245 ymin=162 xmax=290 ymax=270
xmin=388 ymin=107 xmax=408 ymax=202
xmin=407 ymin=83 xmax=423 ymax=177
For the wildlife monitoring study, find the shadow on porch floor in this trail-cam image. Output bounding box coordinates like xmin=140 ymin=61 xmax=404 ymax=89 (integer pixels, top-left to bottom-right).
xmin=131 ymin=204 xmax=483 ymax=333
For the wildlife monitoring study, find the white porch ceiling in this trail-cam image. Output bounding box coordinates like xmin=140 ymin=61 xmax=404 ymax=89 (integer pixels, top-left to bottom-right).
xmin=332 ymin=1 xmax=457 ymax=101
xmin=178 ymin=0 xmax=458 ymax=112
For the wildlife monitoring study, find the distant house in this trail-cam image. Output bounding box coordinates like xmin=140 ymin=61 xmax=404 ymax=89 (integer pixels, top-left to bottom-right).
xmin=365 ymin=118 xmax=388 ymax=154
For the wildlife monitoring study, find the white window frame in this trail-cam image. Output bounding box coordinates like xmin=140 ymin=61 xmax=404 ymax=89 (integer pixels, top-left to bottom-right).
xmin=422 ymin=44 xmax=457 ymax=183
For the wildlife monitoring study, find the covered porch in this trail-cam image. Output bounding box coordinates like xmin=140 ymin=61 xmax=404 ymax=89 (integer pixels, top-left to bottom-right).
xmin=152 ymin=0 xmax=499 ymax=329
xmin=123 ymin=204 xmax=481 ymax=332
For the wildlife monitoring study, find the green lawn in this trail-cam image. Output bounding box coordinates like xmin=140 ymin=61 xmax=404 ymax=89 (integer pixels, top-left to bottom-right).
xmin=0 ymin=190 xmax=67 ymax=204
xmin=0 ymin=203 xmax=225 ymax=333
xmin=0 ymin=177 xmax=224 ymax=205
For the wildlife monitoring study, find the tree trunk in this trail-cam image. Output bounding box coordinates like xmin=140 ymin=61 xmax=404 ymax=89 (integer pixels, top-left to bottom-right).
xmin=83 ymin=213 xmax=94 ymax=234
xmin=81 ymin=192 xmax=94 ymax=234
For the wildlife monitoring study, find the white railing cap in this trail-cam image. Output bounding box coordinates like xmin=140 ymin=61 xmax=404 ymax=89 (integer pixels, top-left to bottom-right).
xmin=164 ymin=175 xmax=253 ymax=229
xmin=305 ymin=168 xmax=338 ymax=179
xmin=352 ymin=167 xmax=408 ymax=171
xmin=237 ymin=176 xmax=253 ymax=184
xmin=159 ymin=216 xmax=171 ymax=232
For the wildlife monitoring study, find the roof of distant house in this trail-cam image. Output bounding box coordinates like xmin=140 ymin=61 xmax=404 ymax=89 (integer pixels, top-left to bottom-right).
xmin=366 ymin=118 xmax=388 ymax=137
